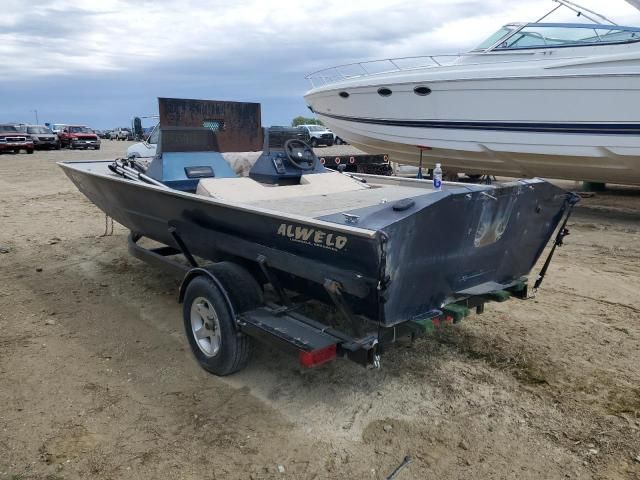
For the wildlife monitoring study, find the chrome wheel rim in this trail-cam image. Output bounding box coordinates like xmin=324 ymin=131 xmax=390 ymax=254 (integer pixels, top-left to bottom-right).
xmin=190 ymin=297 xmax=221 ymax=358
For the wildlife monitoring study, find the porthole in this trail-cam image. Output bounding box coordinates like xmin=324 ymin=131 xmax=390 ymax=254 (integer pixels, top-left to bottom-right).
xmin=414 ymin=86 xmax=432 ymax=96
xmin=339 ymin=91 xmax=350 ymax=98
xmin=377 ymin=87 xmax=392 ymax=97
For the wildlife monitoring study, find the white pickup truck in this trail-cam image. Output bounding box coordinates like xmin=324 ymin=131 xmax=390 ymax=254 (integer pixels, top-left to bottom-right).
xmin=297 ymin=124 xmax=335 ymax=147
xmin=112 ymin=128 xmax=133 ymax=141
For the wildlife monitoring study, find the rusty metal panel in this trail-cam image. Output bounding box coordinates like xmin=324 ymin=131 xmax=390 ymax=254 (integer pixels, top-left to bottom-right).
xmin=158 ymin=98 xmax=263 ymax=152
xmin=159 ymin=128 xmax=219 ymax=153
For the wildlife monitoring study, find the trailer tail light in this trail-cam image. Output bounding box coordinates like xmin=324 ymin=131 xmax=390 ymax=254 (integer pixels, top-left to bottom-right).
xmin=299 ymin=344 xmax=337 ymax=368
xmin=320 ymin=157 xmax=326 ymax=165
xmin=431 ymin=315 xmax=454 ymax=329
xmin=349 ymin=156 xmax=355 ymax=164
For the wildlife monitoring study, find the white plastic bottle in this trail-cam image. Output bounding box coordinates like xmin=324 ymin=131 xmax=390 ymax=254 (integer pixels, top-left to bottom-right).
xmin=433 ymin=163 xmax=443 ymax=191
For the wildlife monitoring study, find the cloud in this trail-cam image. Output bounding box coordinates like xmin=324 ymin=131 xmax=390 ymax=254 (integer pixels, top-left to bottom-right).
xmin=1 ymin=0 xmax=638 ymax=126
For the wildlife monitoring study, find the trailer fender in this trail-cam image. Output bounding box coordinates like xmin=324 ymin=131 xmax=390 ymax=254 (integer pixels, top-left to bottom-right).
xmin=179 ymin=263 xmax=263 ymax=327
xmin=179 ymin=268 xmax=236 ymax=320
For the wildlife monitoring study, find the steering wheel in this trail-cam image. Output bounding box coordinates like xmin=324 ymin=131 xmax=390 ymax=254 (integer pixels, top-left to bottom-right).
xmin=284 ymin=138 xmax=317 ymax=171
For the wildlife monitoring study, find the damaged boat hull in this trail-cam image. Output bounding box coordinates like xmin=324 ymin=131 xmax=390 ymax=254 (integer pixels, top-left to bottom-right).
xmin=60 ymin=161 xmax=570 ymax=327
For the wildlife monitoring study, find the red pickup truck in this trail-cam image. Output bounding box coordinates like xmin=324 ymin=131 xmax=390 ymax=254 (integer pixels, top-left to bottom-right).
xmin=59 ymin=125 xmax=101 ymax=150
xmin=0 ymin=124 xmax=34 ymax=154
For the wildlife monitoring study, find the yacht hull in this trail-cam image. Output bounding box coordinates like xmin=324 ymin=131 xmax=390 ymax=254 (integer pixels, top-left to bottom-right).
xmin=305 ymin=56 xmax=640 ymax=184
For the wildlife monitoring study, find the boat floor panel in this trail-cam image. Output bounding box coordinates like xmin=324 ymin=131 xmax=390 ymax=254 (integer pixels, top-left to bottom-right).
xmin=246 ymin=184 xmax=433 ymax=217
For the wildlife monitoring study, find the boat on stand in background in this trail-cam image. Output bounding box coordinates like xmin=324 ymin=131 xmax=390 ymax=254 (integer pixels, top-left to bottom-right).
xmin=305 ymin=0 xmax=640 ymax=185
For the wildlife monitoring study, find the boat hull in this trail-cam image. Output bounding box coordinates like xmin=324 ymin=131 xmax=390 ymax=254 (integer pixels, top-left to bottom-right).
xmin=305 ymin=54 xmax=640 ymax=184
xmin=60 ymin=161 xmax=570 ymax=327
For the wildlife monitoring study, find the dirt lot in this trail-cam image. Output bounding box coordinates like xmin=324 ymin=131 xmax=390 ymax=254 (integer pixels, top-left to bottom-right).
xmin=1 ymin=141 xmax=639 ymax=479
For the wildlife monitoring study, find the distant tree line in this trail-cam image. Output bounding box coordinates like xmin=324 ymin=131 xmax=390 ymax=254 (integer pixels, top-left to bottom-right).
xmin=291 ymin=116 xmax=324 ymax=127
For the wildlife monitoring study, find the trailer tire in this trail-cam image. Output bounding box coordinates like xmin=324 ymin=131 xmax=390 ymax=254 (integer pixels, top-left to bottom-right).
xmin=182 ymin=266 xmax=261 ymax=376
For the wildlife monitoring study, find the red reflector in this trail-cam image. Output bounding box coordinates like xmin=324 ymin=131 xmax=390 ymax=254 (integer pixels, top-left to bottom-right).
xmin=383 ymin=154 xmax=389 ymax=162
xmin=335 ymin=157 xmax=341 ymax=164
xmin=349 ymin=156 xmax=355 ymax=164
xmin=320 ymin=157 xmax=326 ymax=164
xmin=299 ymin=344 xmax=337 ymax=368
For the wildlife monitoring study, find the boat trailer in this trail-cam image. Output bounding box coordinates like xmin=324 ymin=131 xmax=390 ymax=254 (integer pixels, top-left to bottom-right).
xmin=127 ymin=195 xmax=575 ymax=373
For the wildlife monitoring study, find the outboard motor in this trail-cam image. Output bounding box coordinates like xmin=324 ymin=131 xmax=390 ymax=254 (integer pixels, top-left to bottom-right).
xmin=249 ymin=126 xmax=326 ymax=185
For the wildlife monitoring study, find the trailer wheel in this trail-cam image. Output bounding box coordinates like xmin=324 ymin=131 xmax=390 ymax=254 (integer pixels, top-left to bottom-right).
xmin=182 ymin=266 xmax=260 ymax=376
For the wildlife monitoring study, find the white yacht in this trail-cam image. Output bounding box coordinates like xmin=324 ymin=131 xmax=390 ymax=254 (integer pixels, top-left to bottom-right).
xmin=304 ymin=0 xmax=640 ymax=185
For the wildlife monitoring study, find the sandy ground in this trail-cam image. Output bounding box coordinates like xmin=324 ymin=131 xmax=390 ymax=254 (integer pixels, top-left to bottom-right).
xmin=1 ymin=141 xmax=639 ymax=480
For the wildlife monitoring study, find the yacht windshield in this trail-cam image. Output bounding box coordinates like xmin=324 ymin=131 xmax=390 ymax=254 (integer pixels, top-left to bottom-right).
xmin=474 ymin=23 xmax=640 ymax=51
xmin=475 ymin=26 xmax=515 ymax=50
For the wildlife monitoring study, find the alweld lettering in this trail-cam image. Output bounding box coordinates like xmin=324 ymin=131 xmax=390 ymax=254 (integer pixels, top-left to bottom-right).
xmin=277 ymin=223 xmax=348 ymax=250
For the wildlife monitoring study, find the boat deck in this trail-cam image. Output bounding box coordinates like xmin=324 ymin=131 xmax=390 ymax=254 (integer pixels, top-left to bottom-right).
xmin=60 ymin=161 xmax=446 ymax=225
xmin=249 ymin=184 xmax=433 ymax=217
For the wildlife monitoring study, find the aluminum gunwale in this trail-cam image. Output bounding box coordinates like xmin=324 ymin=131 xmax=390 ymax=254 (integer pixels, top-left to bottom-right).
xmin=58 ymin=160 xmax=378 ymax=239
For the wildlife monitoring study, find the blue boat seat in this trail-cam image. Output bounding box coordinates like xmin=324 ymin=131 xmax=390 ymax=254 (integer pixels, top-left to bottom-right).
xmin=146 ymin=151 xmax=240 ymax=191
xmin=161 ymin=151 xmax=238 ymax=179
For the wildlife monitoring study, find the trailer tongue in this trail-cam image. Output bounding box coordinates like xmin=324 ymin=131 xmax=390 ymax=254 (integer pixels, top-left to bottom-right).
xmin=59 ymin=98 xmax=577 ymax=375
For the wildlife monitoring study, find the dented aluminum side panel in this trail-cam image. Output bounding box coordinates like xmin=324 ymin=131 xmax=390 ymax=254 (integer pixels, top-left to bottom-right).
xmin=379 ymin=180 xmax=568 ymax=326
xmin=319 ymin=179 xmax=569 ymax=326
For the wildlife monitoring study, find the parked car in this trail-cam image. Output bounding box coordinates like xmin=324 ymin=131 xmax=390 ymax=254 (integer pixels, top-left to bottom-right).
xmin=26 ymin=125 xmax=60 ymax=150
xmin=48 ymin=123 xmax=67 ymax=137
xmin=127 ymin=123 xmax=159 ymax=159
xmin=59 ymin=125 xmax=101 ymax=150
xmin=0 ymin=124 xmax=34 ymax=154
xmin=112 ymin=128 xmax=133 ymax=141
xmin=297 ymin=124 xmax=334 ymax=147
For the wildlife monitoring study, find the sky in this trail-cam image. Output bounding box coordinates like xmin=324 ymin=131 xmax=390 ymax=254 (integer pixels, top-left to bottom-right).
xmin=1 ymin=0 xmax=639 ymax=129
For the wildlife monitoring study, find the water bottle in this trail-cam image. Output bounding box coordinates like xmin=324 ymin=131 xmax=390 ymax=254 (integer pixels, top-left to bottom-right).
xmin=433 ymin=163 xmax=443 ymax=191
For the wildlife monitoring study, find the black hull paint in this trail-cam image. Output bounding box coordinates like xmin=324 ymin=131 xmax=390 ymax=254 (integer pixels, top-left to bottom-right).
xmin=61 ymin=162 xmax=569 ymax=327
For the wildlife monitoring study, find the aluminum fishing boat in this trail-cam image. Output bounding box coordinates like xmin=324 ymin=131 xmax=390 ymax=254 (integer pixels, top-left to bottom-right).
xmin=305 ymin=0 xmax=640 ymax=185
xmin=59 ymin=98 xmax=577 ymax=375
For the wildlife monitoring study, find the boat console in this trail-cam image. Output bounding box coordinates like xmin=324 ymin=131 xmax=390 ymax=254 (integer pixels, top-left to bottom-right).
xmin=249 ymin=126 xmax=326 ymax=185
xmin=196 ymin=127 xmax=367 ymax=202
xmin=143 ymin=98 xmax=331 ymax=192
